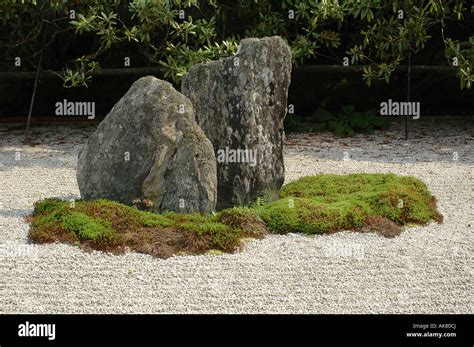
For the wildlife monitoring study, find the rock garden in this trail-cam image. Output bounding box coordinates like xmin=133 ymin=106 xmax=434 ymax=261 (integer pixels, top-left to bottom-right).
xmin=27 ymin=37 xmax=442 ymax=259
xmin=0 ymin=1 xmax=471 ymax=315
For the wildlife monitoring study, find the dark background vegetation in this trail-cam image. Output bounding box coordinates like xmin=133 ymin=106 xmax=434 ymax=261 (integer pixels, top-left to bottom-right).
xmin=0 ymin=0 xmax=472 ymax=121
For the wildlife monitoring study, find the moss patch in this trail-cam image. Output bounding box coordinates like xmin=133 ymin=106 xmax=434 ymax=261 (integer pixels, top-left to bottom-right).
xmin=256 ymin=173 xmax=443 ymax=236
xmin=28 ymin=173 xmax=442 ymax=258
xmin=61 ymin=212 xmax=114 ymax=242
xmin=28 ymin=199 xmax=267 ymax=258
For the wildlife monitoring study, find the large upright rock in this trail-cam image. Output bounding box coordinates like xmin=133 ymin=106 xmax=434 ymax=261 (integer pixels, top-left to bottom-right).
xmin=77 ymin=76 xmax=217 ymax=214
xmin=182 ymin=36 xmax=292 ymax=209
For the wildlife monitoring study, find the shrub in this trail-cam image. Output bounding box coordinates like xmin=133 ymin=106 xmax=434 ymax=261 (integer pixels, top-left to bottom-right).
xmin=1 ymin=1 xmax=471 ymax=88
xmin=309 ymin=105 xmax=389 ymax=137
xmin=284 ymin=113 xmax=306 ymax=133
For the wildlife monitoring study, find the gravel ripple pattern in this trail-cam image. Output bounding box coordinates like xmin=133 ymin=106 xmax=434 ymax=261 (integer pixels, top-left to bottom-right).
xmin=0 ymin=117 xmax=472 ymax=313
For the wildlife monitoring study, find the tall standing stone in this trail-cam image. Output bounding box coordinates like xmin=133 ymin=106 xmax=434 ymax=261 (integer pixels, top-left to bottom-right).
xmin=77 ymin=76 xmax=217 ymax=214
xmin=182 ymin=36 xmax=292 ymax=209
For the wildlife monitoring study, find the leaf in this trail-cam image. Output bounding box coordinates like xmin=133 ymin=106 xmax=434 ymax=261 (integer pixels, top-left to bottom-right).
xmin=311 ymin=123 xmax=327 ymax=133
xmin=342 ymin=105 xmax=356 ymax=115
xmin=312 ymin=108 xmax=335 ymax=122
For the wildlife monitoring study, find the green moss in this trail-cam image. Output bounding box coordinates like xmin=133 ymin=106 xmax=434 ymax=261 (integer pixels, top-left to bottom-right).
xmin=217 ymin=207 xmax=268 ymax=237
xmin=28 ymin=173 xmax=442 ymax=257
xmin=179 ymin=215 xmax=242 ymax=251
xmin=29 ymin=199 xmax=245 ymax=255
xmin=74 ymin=199 xmax=143 ymax=231
xmin=33 ymin=198 xmax=69 ymax=215
xmin=256 ymin=197 xmax=365 ymax=234
xmin=217 ymin=207 xmax=260 ymax=226
xmin=141 ymin=211 xmax=175 ymax=228
xmin=370 ymin=187 xmax=440 ymax=224
xmin=280 ymin=173 xmax=398 ymax=199
xmin=60 ymin=212 xmax=114 ymax=242
xmin=32 ymin=210 xmax=63 ymax=228
xmin=259 ymin=173 xmax=441 ymax=234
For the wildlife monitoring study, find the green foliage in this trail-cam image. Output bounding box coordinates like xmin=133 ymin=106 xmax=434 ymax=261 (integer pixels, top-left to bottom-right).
xmin=62 ymin=56 xmax=101 ymax=88
xmin=257 ymin=197 xmax=369 ymax=234
xmin=444 ymin=36 xmax=474 ymax=89
xmin=312 ymin=108 xmax=336 ymax=123
xmin=180 ymin=220 xmax=240 ymax=251
xmin=32 ymin=210 xmax=63 ymax=228
xmin=217 ymin=206 xmax=267 ymax=237
xmin=141 ymin=211 xmax=175 ymax=228
xmin=250 ymin=189 xmax=279 ymax=207
xmin=310 ymin=105 xmax=389 ymax=137
xmin=218 ymin=207 xmax=261 ymax=227
xmin=61 ymin=212 xmax=114 ymax=242
xmin=33 ymin=198 xmax=69 ymax=215
xmin=0 ymin=1 xmax=471 ymax=88
xmin=284 ymin=113 xmax=306 ymax=133
xmin=33 ymin=199 xmax=116 ymax=241
xmin=257 ymin=173 xmax=442 ymax=234
xmin=29 ymin=173 xmax=442 ymax=257
xmin=29 ymin=198 xmax=249 ymax=254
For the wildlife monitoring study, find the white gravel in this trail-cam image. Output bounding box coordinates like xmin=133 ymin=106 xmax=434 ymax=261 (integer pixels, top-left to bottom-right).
xmin=0 ymin=117 xmax=472 ymax=313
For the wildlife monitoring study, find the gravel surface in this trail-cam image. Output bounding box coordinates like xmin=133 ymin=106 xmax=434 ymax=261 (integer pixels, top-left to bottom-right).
xmin=0 ymin=117 xmax=472 ymax=313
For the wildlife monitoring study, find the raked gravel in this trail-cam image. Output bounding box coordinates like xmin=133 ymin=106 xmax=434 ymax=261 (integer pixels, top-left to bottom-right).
xmin=0 ymin=117 xmax=472 ymax=313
